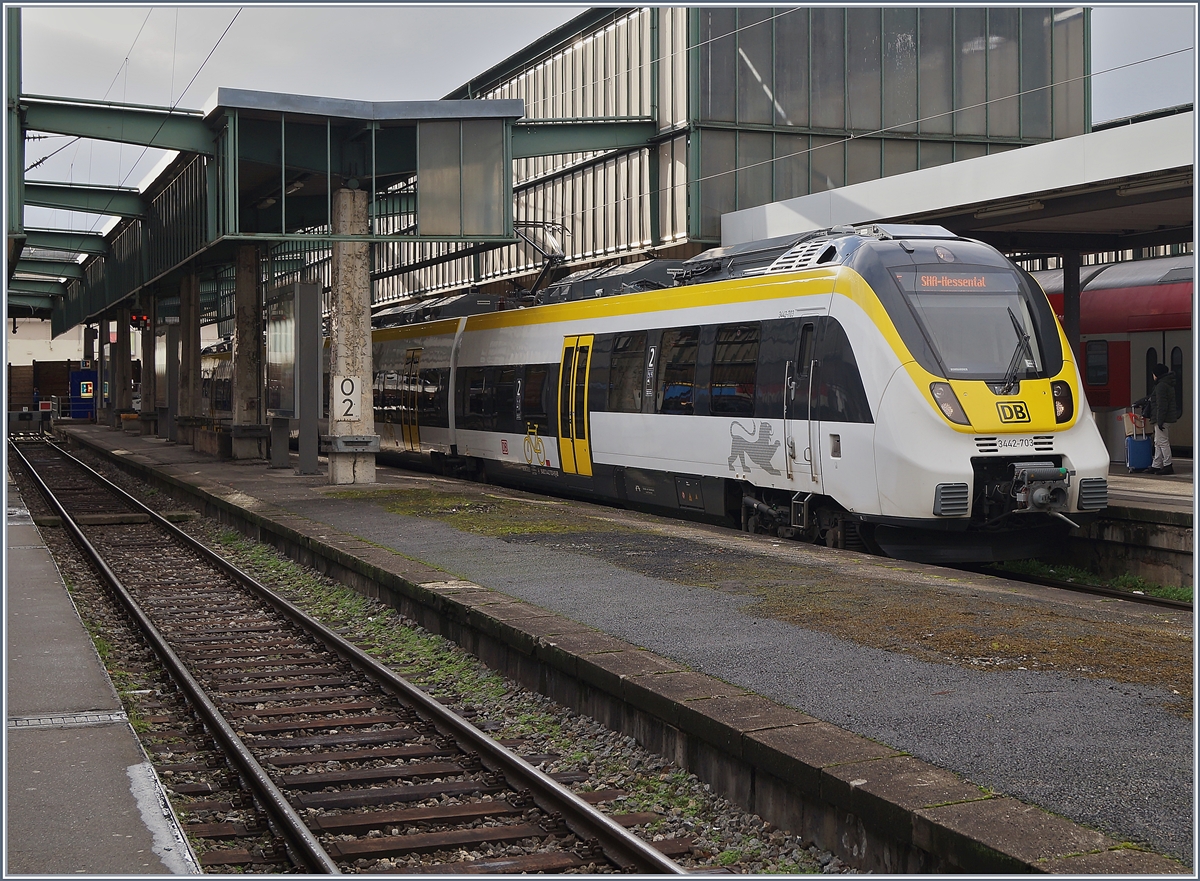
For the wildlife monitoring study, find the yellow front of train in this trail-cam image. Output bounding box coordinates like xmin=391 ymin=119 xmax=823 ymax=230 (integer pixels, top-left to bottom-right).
xmin=841 ymin=232 xmax=1110 ymax=561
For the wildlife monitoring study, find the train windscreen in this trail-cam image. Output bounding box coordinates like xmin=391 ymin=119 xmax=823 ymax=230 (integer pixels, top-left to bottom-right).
xmin=890 ymin=265 xmax=1046 ymax=381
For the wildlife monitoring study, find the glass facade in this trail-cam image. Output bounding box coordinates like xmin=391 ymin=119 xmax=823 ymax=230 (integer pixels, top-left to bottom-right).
xmin=383 ymin=6 xmax=1089 ymax=304
xmin=691 ymin=7 xmax=1089 ymax=238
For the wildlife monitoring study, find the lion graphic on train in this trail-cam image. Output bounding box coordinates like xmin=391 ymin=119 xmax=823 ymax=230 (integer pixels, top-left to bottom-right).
xmin=727 ymin=420 xmax=781 ymax=475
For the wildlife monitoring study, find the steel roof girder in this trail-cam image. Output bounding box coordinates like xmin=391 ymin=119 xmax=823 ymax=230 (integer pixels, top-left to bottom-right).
xmin=22 ymin=228 xmax=108 ymax=255
xmin=23 ymin=98 xmax=215 ymax=155
xmin=15 ymin=257 xmax=84 ymax=279
xmin=9 ymin=293 xmax=56 ymax=311
xmin=9 ymin=277 xmax=66 ymax=296
xmin=25 ymin=182 xmax=145 ymax=218
xmin=510 ymin=120 xmax=657 ymax=159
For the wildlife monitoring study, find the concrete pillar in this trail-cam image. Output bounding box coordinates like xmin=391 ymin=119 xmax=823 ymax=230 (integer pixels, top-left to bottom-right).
xmin=164 ymin=323 xmax=179 ymax=442
xmin=140 ymin=297 xmax=157 ymax=436
xmin=232 ymin=245 xmax=264 ymax=459
xmin=109 ymin=307 xmax=125 ymax=427
xmin=328 ymin=187 xmax=376 ymax=485
xmin=1061 ymin=250 xmax=1081 ymax=364
xmin=178 ymin=273 xmax=201 ymax=444
xmin=114 ymin=305 xmax=132 ymax=414
xmin=96 ymin=317 xmax=108 ymax=424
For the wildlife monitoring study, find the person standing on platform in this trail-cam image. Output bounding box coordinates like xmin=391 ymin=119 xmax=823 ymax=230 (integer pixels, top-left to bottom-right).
xmin=1147 ymin=363 xmax=1179 ymax=475
xmin=31 ymin=388 xmax=39 ymax=409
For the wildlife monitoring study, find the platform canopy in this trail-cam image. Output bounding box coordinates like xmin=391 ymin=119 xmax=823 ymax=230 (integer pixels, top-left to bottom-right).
xmin=721 ymin=108 xmax=1194 ymax=256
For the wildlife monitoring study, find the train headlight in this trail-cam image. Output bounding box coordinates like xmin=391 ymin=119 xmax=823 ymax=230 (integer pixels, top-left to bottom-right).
xmin=930 ymin=382 xmax=970 ymax=425
xmin=1051 ymin=380 xmax=1074 ymax=423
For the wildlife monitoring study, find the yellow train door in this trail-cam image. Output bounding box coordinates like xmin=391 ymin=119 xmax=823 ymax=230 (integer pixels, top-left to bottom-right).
xmin=557 ymin=335 xmax=594 ymax=477
xmin=400 ymin=347 xmax=421 ymax=452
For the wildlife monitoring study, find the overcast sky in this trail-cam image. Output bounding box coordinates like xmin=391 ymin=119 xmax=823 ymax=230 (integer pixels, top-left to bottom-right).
xmin=17 ymin=4 xmax=1196 ymax=234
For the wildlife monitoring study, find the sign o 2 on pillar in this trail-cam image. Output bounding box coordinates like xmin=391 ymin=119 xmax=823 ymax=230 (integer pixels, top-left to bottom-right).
xmin=333 ymin=375 xmax=361 ymax=422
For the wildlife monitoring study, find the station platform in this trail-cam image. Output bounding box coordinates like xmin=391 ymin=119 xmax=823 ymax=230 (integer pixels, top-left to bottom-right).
xmin=5 ymin=472 xmax=197 ymax=874
xmin=28 ymin=425 xmax=1197 ymax=872
xmin=1059 ymin=458 xmax=1196 ymax=588
xmin=1107 ymin=456 xmax=1193 ymax=514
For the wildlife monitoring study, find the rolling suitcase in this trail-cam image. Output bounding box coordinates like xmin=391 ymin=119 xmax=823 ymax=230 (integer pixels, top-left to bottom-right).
xmin=1123 ymin=410 xmax=1153 ymax=473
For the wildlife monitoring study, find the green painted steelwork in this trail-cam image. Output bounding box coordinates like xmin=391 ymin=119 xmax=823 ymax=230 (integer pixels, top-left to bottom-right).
xmin=23 ymin=228 xmax=108 ymax=254
xmin=16 ymin=257 xmax=83 ymax=279
xmin=8 ymin=7 xmax=25 ymax=267
xmin=368 ymin=192 xmax=416 ymax=217
xmin=8 ymin=18 xmax=651 ymax=336
xmin=22 ymin=98 xmax=214 ymax=155
xmin=510 ymin=120 xmax=657 ymax=158
xmin=25 ymin=181 xmax=145 ymax=218
xmin=10 ymin=277 xmax=65 ymax=296
xmin=9 ymin=293 xmax=56 ymax=311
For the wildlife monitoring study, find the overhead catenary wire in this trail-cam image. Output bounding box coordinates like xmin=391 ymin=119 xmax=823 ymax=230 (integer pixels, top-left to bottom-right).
xmin=81 ymin=7 xmax=243 ymax=234
xmin=378 ymin=38 xmax=1194 ymax=298
xmin=21 ymin=8 xmax=1192 ymax=286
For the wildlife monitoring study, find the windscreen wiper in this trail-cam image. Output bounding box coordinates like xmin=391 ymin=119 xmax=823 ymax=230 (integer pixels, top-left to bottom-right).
xmin=999 ymin=307 xmax=1034 ymax=395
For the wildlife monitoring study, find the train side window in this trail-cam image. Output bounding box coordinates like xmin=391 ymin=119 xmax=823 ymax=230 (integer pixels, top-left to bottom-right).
xmin=494 ymin=367 xmax=517 ymax=434
xmin=457 ymin=367 xmax=491 ymax=431
xmin=657 ymin=326 xmax=700 ymax=414
xmin=522 ymin=364 xmax=553 ymax=435
xmin=1146 ymin=347 xmax=1158 ymax=398
xmin=1172 ymin=346 xmax=1184 ymax=413
xmin=812 ymin=318 xmax=873 ymax=424
xmin=418 ymin=368 xmax=449 ymax=428
xmin=752 ymin=319 xmax=799 ymax=420
xmin=373 ymin=371 xmax=385 ymax=414
xmin=710 ymin=323 xmax=760 ymax=416
xmin=797 ymin=323 xmax=816 ymax=381
xmin=608 ymin=331 xmax=647 ymax=412
xmin=1085 ymin=340 xmax=1108 ymax=386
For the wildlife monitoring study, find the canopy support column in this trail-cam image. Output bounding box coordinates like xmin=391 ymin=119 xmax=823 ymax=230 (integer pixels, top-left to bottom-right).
xmin=1060 ymin=249 xmax=1081 ymax=362
xmin=232 ymin=245 xmax=265 ymax=459
xmin=328 ymin=187 xmax=377 ymax=485
xmin=177 ymin=273 xmax=201 ymax=444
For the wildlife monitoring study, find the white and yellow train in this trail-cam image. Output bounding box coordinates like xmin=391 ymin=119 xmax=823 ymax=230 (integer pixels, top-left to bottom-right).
xmin=354 ymin=223 xmax=1109 ymax=563
xmin=199 ymin=224 xmax=1109 ymax=562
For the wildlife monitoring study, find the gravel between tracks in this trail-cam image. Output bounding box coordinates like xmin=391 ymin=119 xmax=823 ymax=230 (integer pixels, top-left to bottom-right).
xmin=14 ymin=448 xmax=853 ymax=874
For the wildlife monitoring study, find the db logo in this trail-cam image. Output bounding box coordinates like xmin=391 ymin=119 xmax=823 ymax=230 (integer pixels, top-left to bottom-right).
xmin=997 ymin=401 xmax=1031 ymax=423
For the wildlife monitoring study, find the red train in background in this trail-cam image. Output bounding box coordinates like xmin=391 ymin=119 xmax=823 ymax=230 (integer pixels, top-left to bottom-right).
xmin=1030 ymin=254 xmax=1193 ymax=454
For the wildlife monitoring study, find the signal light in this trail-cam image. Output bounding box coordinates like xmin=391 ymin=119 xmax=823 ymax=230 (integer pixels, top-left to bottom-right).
xmin=129 ymin=312 xmax=151 ymax=330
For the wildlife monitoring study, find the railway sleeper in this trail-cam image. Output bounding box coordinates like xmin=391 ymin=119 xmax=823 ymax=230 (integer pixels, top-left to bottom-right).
xmin=395 ymin=851 xmax=587 ymax=874
xmin=198 ymin=846 xmax=284 ymax=867
xmin=268 ymin=743 xmax=458 ymax=767
xmin=309 ymin=799 xmax=529 ymax=834
xmin=185 ymin=820 xmax=265 ymax=839
xmin=292 ymin=777 xmax=510 ymax=810
xmin=325 ymin=818 xmax=566 ymax=860
xmin=277 ymin=759 xmax=475 ymax=789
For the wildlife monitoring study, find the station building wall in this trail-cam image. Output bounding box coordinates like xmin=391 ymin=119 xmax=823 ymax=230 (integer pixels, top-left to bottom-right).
xmin=373 ymin=6 xmax=1089 ymax=306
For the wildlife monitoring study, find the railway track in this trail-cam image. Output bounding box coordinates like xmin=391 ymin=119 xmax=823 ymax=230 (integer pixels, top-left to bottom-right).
xmin=10 ymin=438 xmax=692 ymax=874
xmin=957 ymin=564 xmax=1193 ymax=612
